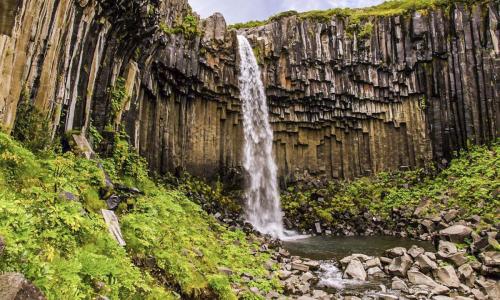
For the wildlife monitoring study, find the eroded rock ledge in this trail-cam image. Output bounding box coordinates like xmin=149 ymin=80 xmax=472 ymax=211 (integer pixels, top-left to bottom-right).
xmin=0 ymin=0 xmax=498 ymax=181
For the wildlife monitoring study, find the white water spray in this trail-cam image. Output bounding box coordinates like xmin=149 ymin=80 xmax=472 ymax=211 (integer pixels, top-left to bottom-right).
xmin=237 ymin=35 xmax=286 ymax=239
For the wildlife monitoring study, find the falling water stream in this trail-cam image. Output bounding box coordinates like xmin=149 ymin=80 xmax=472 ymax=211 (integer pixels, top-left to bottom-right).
xmin=237 ymin=35 xmax=286 ymax=239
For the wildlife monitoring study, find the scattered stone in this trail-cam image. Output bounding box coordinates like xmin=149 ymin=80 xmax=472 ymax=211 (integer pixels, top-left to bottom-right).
xmin=457 ymin=263 xmax=475 ymax=286
xmin=415 ymin=253 xmax=438 ymax=272
xmin=443 ymin=209 xmax=459 ymax=223
xmin=437 ymin=240 xmax=458 ymax=258
xmin=367 ymin=266 xmax=385 ymax=278
xmin=408 ymin=245 xmax=425 ymax=258
xmin=407 ymin=270 xmax=449 ymax=294
xmin=299 ymin=272 xmax=314 ymax=283
xmin=344 ymin=259 xmax=367 ymax=281
xmin=391 ymin=276 xmax=408 ymax=292
xmin=365 ymin=257 xmax=382 ymax=268
xmin=303 ymin=260 xmax=320 ymax=271
xmin=439 ymin=225 xmax=473 ymax=243
xmin=479 ymin=251 xmax=500 ymax=267
xmin=385 ymin=247 xmax=407 ymax=258
xmin=291 ymin=262 xmax=309 ymax=272
xmin=0 ymin=273 xmax=45 ymax=300
xmin=278 ymin=270 xmax=292 ymax=280
xmin=433 ymin=266 xmax=460 ymax=288
xmin=387 ymin=254 xmax=412 ymax=276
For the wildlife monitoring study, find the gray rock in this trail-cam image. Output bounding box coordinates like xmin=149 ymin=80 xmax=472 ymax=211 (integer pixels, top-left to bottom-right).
xmin=314 ymin=222 xmax=322 ymax=234
xmin=479 ymin=251 xmax=500 ymax=267
xmin=457 ymin=263 xmax=475 ymax=287
xmin=299 ymin=272 xmax=314 ymax=283
xmin=391 ymin=276 xmax=408 ymax=292
xmin=447 ymin=251 xmax=468 ymax=267
xmin=433 ymin=266 xmax=460 ymax=288
xmin=439 ymin=225 xmax=473 ymax=243
xmin=388 ymin=254 xmax=413 ymax=276
xmin=471 ymin=288 xmax=487 ymax=300
xmin=385 ymin=247 xmax=407 ymax=258
xmin=407 ymin=270 xmax=449 ymax=294
xmin=0 ymin=273 xmax=45 ymax=300
xmin=291 ymin=262 xmax=309 ymax=272
xmin=303 ymin=260 xmax=320 ymax=271
xmin=365 ymin=257 xmax=382 ymax=268
xmin=437 ymin=240 xmax=458 ymax=258
xmin=443 ymin=209 xmax=459 ymax=222
xmin=367 ymin=266 xmax=385 ymax=278
xmin=415 ymin=253 xmax=438 ymax=272
xmin=343 ymin=259 xmax=367 ymax=281
xmin=408 ymin=245 xmax=425 ymax=258
xmin=278 ymin=270 xmax=292 ymax=280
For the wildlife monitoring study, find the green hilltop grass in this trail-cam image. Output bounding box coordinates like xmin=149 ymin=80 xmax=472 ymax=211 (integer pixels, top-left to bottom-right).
xmin=0 ymin=132 xmax=277 ymax=300
xmin=229 ymin=0 xmax=484 ymax=30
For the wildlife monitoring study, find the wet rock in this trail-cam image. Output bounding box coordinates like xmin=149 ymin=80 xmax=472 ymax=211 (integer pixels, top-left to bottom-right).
xmin=433 ymin=266 xmax=460 ymax=288
xmin=291 ymin=262 xmax=309 ymax=272
xmin=303 ymin=260 xmax=320 ymax=271
xmin=0 ymin=273 xmax=45 ymax=300
xmin=106 ymin=195 xmax=122 ymax=210
xmin=387 ymin=254 xmax=412 ymax=276
xmin=343 ymin=259 xmax=367 ymax=281
xmin=439 ymin=225 xmax=473 ymax=243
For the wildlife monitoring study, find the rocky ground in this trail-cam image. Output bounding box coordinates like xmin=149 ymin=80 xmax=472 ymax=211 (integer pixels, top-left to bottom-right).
xmin=241 ymin=212 xmax=499 ymax=300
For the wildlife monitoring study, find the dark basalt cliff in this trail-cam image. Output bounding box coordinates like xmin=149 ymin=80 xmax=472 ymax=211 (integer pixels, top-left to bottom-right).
xmin=0 ymin=0 xmax=498 ymax=181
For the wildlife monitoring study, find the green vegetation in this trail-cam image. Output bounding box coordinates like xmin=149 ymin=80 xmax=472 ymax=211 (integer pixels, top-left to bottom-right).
xmin=0 ymin=132 xmax=278 ymax=299
xmin=230 ymin=0 xmax=483 ymax=31
xmin=282 ymin=141 xmax=500 ymax=231
xmin=160 ymin=14 xmax=200 ymax=38
xmin=12 ymin=89 xmax=53 ymax=154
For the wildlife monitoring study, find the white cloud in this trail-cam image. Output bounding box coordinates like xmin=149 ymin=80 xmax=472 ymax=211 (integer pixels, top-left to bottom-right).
xmin=189 ymin=0 xmax=384 ymax=24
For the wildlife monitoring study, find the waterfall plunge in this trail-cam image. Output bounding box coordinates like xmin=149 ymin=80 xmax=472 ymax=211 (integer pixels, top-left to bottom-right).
xmin=237 ymin=35 xmax=286 ymax=239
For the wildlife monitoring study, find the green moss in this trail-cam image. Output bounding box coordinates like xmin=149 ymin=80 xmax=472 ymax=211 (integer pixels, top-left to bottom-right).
xmin=282 ymin=140 xmax=500 ymax=230
xmin=0 ymin=132 xmax=279 ymax=298
xmin=229 ymin=0 xmax=483 ymax=30
xmin=160 ymin=14 xmax=200 ymax=38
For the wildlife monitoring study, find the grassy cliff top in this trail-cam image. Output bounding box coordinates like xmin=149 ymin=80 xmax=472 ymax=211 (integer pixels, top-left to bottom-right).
xmin=230 ymin=0 xmax=484 ymax=30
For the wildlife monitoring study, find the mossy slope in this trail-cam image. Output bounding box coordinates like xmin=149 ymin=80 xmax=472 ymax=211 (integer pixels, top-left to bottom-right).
xmin=0 ymin=133 xmax=277 ymax=299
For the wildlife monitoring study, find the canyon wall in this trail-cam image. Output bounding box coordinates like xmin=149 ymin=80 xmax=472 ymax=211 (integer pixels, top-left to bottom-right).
xmin=0 ymin=0 xmax=498 ymax=181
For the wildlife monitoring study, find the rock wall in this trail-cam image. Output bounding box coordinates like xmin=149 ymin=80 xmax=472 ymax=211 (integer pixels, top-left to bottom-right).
xmin=0 ymin=0 xmax=498 ymax=181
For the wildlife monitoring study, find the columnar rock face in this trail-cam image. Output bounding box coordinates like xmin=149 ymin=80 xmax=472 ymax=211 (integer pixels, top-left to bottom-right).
xmin=0 ymin=0 xmax=498 ymax=181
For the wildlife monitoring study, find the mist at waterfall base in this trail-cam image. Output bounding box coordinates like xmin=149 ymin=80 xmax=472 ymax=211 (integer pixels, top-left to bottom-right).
xmin=237 ymin=35 xmax=298 ymax=240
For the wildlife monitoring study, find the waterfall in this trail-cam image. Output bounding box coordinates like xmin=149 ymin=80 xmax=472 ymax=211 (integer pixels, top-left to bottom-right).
xmin=237 ymin=35 xmax=286 ymax=239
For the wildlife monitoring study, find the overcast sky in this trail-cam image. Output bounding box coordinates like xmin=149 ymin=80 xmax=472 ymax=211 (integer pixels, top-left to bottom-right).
xmin=188 ymin=0 xmax=385 ymax=24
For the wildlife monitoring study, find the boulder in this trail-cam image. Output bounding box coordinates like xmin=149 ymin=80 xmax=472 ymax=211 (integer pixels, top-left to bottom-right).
xmin=447 ymin=252 xmax=468 ymax=267
xmin=367 ymin=267 xmax=385 ymax=278
xmin=385 ymin=247 xmax=407 ymax=258
xmin=437 ymin=240 xmax=458 ymax=258
xmin=407 ymin=270 xmax=449 ymax=294
xmin=391 ymin=276 xmax=408 ymax=292
xmin=433 ymin=266 xmax=460 ymax=288
xmin=439 ymin=225 xmax=472 ymax=243
xmin=387 ymin=254 xmax=412 ymax=276
xmin=343 ymin=259 xmax=367 ymax=281
xmin=443 ymin=209 xmax=459 ymax=222
xmin=291 ymin=262 xmax=309 ymax=272
xmin=0 ymin=273 xmax=45 ymax=300
xmin=457 ymin=263 xmax=475 ymax=287
xmin=415 ymin=253 xmax=438 ymax=272
xmin=408 ymin=245 xmax=425 ymax=258
xmin=365 ymin=257 xmax=382 ymax=268
xmin=303 ymin=260 xmax=320 ymax=270
xmin=479 ymin=251 xmax=500 ymax=267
